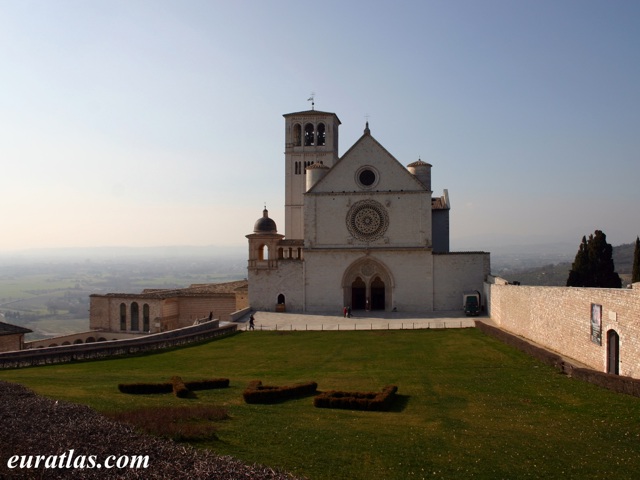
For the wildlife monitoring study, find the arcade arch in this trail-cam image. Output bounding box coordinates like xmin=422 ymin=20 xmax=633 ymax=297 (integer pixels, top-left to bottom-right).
xmin=341 ymin=258 xmax=394 ymax=311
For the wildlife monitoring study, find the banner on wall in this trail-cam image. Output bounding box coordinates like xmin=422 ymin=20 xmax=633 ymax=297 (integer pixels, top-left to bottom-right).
xmin=590 ymin=303 xmax=602 ymax=345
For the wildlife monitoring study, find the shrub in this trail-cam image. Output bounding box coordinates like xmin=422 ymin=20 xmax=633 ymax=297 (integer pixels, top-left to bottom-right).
xmin=243 ymin=380 xmax=318 ymax=404
xmin=117 ymin=382 xmax=172 ymax=394
xmin=171 ymin=376 xmax=190 ymax=398
xmin=108 ymin=405 xmax=229 ymax=442
xmin=185 ymin=378 xmax=230 ymax=390
xmin=314 ymin=385 xmax=398 ymax=411
xmin=118 ymin=377 xmax=230 ymax=395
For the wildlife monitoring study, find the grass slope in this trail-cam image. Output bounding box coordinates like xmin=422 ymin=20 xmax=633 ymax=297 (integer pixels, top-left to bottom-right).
xmin=1 ymin=329 xmax=640 ymax=479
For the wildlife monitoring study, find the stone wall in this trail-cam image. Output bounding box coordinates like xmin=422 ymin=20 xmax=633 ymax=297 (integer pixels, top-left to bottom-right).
xmin=177 ymin=295 xmax=237 ymax=326
xmin=247 ymin=260 xmax=304 ymax=311
xmin=433 ymin=252 xmax=490 ymax=311
xmin=487 ymin=278 xmax=640 ymax=378
xmin=303 ymin=249 xmax=434 ymax=313
xmin=0 ymin=335 xmax=22 ymax=353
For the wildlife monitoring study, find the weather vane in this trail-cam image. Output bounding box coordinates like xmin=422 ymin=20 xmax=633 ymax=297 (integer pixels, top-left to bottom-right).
xmin=307 ymin=92 xmax=315 ymax=110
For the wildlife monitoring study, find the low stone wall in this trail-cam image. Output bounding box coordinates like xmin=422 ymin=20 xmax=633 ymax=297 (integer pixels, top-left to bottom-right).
xmin=0 ymin=320 xmax=237 ymax=369
xmin=229 ymin=307 xmax=251 ymax=322
xmin=26 ymin=331 xmax=145 ymax=349
xmin=475 ymin=320 xmax=640 ymax=398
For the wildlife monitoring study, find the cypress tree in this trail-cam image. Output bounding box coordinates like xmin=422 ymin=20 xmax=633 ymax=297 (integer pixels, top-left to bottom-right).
xmin=566 ymin=230 xmax=621 ymax=288
xmin=632 ymin=236 xmax=640 ymax=283
xmin=567 ymin=236 xmax=589 ymax=287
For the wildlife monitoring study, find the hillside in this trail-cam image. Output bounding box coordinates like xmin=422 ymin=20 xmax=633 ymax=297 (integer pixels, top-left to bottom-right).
xmin=499 ymin=242 xmax=635 ymax=286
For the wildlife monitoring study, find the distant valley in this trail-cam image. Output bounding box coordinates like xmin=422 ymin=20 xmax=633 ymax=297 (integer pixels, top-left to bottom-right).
xmin=0 ymin=242 xmax=635 ymax=340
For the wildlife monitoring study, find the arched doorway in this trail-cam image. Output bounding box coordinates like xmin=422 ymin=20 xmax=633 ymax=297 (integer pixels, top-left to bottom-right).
xmin=351 ymin=277 xmax=366 ymax=310
xmin=343 ymin=258 xmax=393 ymax=312
xmin=370 ymin=276 xmax=385 ymax=310
xmin=607 ymin=329 xmax=620 ymax=375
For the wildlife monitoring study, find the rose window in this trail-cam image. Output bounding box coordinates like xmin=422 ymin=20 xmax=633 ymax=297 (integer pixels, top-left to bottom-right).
xmin=346 ymin=200 xmax=389 ymax=242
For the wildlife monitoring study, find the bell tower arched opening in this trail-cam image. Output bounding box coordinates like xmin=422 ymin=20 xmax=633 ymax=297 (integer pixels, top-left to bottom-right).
xmin=283 ymin=110 xmax=341 ymax=240
xmin=304 ymin=123 xmax=315 ymax=146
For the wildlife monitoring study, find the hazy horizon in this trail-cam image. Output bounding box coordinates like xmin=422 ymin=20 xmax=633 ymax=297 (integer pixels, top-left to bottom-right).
xmin=2 ymin=1 xmax=638 ymax=253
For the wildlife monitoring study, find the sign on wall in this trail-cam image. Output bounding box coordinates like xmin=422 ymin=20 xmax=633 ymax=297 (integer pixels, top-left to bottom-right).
xmin=590 ymin=303 xmax=602 ymax=345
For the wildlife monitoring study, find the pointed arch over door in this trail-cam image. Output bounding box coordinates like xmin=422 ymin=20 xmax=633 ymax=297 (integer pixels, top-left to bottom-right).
xmin=342 ymin=257 xmax=394 ymax=312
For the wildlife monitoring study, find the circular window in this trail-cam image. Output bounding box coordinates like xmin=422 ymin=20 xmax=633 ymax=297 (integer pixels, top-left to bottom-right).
xmin=346 ymin=200 xmax=389 ymax=242
xmin=359 ymin=169 xmax=376 ymax=186
xmin=355 ymin=166 xmax=378 ymax=189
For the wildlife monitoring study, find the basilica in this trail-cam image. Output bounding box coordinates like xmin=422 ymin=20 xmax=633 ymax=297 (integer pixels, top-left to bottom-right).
xmin=247 ymin=107 xmax=490 ymax=313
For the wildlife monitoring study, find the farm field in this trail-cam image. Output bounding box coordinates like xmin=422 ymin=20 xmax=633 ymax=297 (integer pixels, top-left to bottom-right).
xmin=0 ymin=252 xmax=245 ymax=339
xmin=1 ymin=329 xmax=640 ymax=479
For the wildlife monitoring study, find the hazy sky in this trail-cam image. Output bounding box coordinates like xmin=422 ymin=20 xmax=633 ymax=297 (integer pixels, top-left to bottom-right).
xmin=1 ymin=0 xmax=638 ymax=253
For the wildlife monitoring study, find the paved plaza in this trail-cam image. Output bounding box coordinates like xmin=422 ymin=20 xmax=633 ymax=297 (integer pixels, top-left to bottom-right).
xmin=234 ymin=310 xmax=478 ymax=331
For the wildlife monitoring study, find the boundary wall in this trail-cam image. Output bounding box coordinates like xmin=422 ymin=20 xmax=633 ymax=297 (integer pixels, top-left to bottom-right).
xmin=486 ymin=277 xmax=640 ymax=378
xmin=0 ymin=319 xmax=237 ymax=369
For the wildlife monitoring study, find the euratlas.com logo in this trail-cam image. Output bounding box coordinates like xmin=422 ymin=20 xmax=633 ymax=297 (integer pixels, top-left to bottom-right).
xmin=6 ymin=449 xmax=149 ymax=470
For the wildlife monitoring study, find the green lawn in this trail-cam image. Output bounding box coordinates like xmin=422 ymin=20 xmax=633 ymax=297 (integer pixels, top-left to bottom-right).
xmin=2 ymin=329 xmax=640 ymax=479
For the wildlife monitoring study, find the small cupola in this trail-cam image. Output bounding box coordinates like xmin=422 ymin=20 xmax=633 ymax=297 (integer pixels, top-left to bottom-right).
xmin=306 ymin=162 xmax=330 ymax=192
xmin=253 ymin=208 xmax=278 ymax=234
xmin=407 ymin=158 xmax=432 ymax=191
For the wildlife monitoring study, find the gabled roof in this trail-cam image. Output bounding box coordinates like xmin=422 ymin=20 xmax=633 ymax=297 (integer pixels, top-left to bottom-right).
xmin=0 ymin=321 xmax=32 ymax=336
xmin=307 ymin=128 xmax=429 ymax=193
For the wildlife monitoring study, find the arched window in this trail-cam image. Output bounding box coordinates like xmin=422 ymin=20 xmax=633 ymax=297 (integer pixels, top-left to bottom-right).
xmin=317 ymin=123 xmax=326 ymax=146
xmin=143 ymin=304 xmax=150 ymax=332
xmin=131 ymin=302 xmax=139 ymax=331
xmin=120 ymin=303 xmax=126 ymax=330
xmin=304 ymin=123 xmax=314 ymax=146
xmin=277 ymin=294 xmax=285 ymax=305
xmin=293 ymin=124 xmax=302 ymax=146
xmin=258 ymin=244 xmax=269 ymax=261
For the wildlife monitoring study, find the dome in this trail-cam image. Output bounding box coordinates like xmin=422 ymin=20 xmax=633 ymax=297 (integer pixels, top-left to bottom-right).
xmin=253 ymin=208 xmax=278 ymax=234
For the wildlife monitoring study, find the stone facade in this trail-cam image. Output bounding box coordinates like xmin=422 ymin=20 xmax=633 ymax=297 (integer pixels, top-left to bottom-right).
xmin=90 ymin=280 xmax=248 ymax=334
xmin=247 ymin=108 xmax=490 ymax=313
xmin=0 ymin=321 xmax=32 ymax=353
xmin=487 ymin=277 xmax=640 ymax=377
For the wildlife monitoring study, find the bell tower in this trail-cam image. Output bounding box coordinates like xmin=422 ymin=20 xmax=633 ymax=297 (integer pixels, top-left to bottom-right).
xmin=283 ymin=106 xmax=340 ymax=240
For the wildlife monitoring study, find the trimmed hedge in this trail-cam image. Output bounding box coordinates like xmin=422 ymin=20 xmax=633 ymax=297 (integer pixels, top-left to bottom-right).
xmin=185 ymin=378 xmax=230 ymax=391
xmin=243 ymin=380 xmax=318 ymax=404
xmin=314 ymin=385 xmax=398 ymax=411
xmin=171 ymin=376 xmax=190 ymax=398
xmin=117 ymin=382 xmax=173 ymax=394
xmin=119 ymin=377 xmax=230 ymax=396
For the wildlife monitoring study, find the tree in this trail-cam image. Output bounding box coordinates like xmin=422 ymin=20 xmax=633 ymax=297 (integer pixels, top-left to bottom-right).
xmin=566 ymin=236 xmax=589 ymax=287
xmin=566 ymin=230 xmax=622 ymax=288
xmin=633 ymin=236 xmax=640 ymax=284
